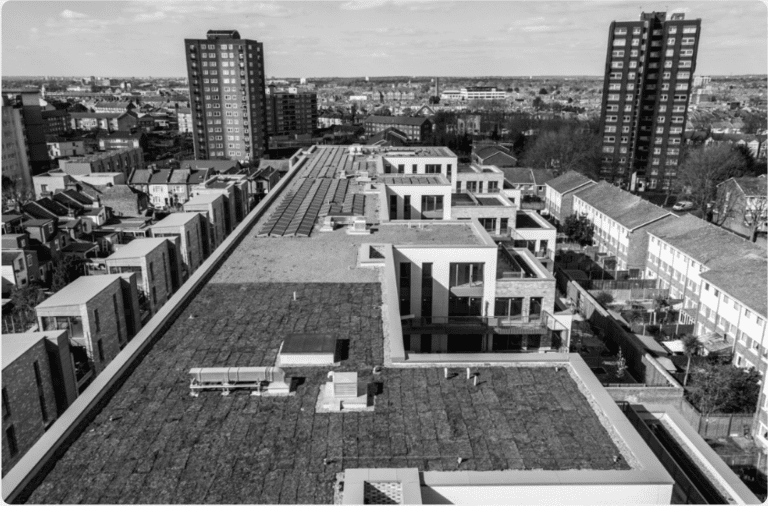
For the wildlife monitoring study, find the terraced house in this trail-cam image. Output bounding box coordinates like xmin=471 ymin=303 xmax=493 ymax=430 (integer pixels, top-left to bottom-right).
xmin=572 ymin=180 xmax=674 ymax=274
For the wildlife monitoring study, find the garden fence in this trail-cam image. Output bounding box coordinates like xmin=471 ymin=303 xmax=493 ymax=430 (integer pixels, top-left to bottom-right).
xmin=679 ymin=398 xmax=755 ymax=439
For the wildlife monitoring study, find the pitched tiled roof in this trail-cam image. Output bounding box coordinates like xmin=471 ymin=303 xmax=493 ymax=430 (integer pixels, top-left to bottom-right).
xmin=128 ymin=168 xmax=153 ymax=185
xmin=363 ymin=115 xmax=430 ymax=126
xmin=646 ymin=213 xmax=710 ymax=240
xmin=574 ymin=181 xmax=672 ymax=230
xmin=169 ymin=169 xmax=191 ymax=184
xmin=148 ymin=169 xmax=173 ymax=184
xmin=497 ymin=167 xmax=534 ymax=184
xmin=700 ymin=253 xmax=767 ymax=318
xmin=657 ymin=220 xmax=765 ymax=267
xmin=732 ymin=176 xmax=767 ymax=197
xmin=187 ymin=169 xmax=211 ymax=185
xmin=547 ymin=170 xmax=596 ymax=194
xmin=530 ymin=169 xmax=556 ymax=186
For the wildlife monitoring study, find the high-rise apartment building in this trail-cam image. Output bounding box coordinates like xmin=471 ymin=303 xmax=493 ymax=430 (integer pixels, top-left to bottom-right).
xmin=265 ymin=86 xmax=317 ymax=136
xmin=184 ymin=30 xmax=267 ymax=162
xmin=598 ymin=12 xmax=701 ymax=191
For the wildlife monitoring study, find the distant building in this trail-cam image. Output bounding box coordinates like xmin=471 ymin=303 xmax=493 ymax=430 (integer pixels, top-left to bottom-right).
xmin=185 ymin=29 xmax=267 ymax=162
xmin=2 ymin=96 xmax=32 ymax=189
xmin=715 ymin=176 xmax=768 ymax=239
xmin=184 ymin=193 xmax=227 ymax=251
xmin=457 ymin=114 xmax=482 ymax=135
xmin=97 ymin=131 xmax=147 ymax=152
xmin=58 ymin=147 xmax=144 ymax=178
xmin=150 ymin=212 xmax=209 ymax=279
xmin=92 ymin=101 xmax=136 ymax=114
xmin=265 ymin=86 xmax=317 ymax=136
xmin=69 ymin=112 xmax=138 ymax=132
xmin=598 ymin=11 xmax=701 ymax=190
xmin=105 ymin=238 xmax=182 ymax=316
xmin=363 ymin=116 xmax=432 ymax=143
xmin=4 ymin=91 xmax=51 ymax=176
xmin=40 ymin=109 xmax=70 ymax=136
xmin=176 ymin=107 xmax=193 ymax=133
xmin=190 ymin=174 xmax=250 ymax=235
xmin=46 ymin=136 xmax=86 ymax=160
xmin=472 ymin=143 xmax=517 ymax=167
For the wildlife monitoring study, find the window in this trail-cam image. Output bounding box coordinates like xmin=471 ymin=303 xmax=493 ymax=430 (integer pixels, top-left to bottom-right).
xmin=668 ymin=26 xmax=678 ymax=34
xmin=2 ymin=388 xmax=9 ymax=419
xmin=683 ymin=26 xmax=697 ymax=34
xmin=399 ymin=263 xmax=411 ymax=315
xmin=93 ymin=309 xmax=100 ymax=332
xmin=449 ymin=263 xmax=484 ymax=288
xmin=611 ymin=50 xmax=625 ymax=57
xmin=33 ymin=361 xmax=48 ymax=423
xmin=6 ymin=426 xmax=18 ymax=457
xmin=681 ymin=37 xmax=695 ymax=45
xmin=149 ymin=262 xmax=155 ymax=281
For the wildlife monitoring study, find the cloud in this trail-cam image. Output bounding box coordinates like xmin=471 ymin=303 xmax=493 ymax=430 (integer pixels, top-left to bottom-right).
xmin=60 ymin=9 xmax=87 ymax=19
xmin=134 ymin=11 xmax=167 ymax=22
xmin=340 ymin=0 xmax=389 ymax=10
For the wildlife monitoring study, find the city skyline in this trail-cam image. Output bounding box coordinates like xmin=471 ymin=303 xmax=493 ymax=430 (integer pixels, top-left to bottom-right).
xmin=2 ymin=0 xmax=767 ymax=78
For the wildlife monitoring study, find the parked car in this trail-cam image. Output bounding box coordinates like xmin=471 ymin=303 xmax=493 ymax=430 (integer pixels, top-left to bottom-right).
xmin=672 ymin=201 xmax=694 ymax=211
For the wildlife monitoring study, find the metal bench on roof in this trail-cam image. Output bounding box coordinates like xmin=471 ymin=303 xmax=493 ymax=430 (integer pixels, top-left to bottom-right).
xmin=188 ymin=367 xmax=290 ymax=397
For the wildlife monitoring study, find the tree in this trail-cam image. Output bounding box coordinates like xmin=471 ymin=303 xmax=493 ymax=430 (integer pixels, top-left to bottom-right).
xmin=686 ymin=360 xmax=761 ymax=415
xmin=2 ymin=176 xmax=35 ymax=212
xmin=7 ymin=283 xmax=46 ymax=329
xmin=673 ymin=144 xmax=749 ymax=216
xmin=742 ymin=113 xmax=767 ymax=134
xmin=51 ymin=256 xmax=85 ymax=292
xmin=593 ymin=291 xmax=615 ymax=307
xmin=562 ymin=213 xmax=594 ymax=246
xmin=681 ymin=334 xmax=702 ymax=387
xmin=538 ymin=88 xmax=549 ymax=95
xmin=520 ymin=125 xmax=602 ymax=179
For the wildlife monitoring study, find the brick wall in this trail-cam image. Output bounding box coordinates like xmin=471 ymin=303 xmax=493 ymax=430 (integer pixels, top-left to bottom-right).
xmin=1 ymin=340 xmax=57 ymax=475
xmin=494 ymin=278 xmax=556 ymax=319
xmin=85 ymin=281 xmax=128 ymax=375
xmin=144 ymin=243 xmax=175 ymax=316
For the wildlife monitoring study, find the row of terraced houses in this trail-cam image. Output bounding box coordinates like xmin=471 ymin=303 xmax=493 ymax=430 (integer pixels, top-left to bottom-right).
xmin=545 ymin=170 xmax=768 ymax=453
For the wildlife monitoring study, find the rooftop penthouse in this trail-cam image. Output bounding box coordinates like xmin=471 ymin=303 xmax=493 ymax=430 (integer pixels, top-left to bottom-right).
xmin=6 ymin=145 xmax=676 ymax=504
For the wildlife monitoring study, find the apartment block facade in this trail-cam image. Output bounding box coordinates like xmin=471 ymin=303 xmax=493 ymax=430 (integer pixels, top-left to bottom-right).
xmin=598 ymin=11 xmax=701 ymax=190
xmin=184 ymin=30 xmax=267 ymax=162
xmin=265 ymin=88 xmax=317 ymax=136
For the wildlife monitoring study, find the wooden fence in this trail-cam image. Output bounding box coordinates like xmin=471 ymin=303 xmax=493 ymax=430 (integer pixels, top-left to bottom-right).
xmin=679 ymin=398 xmax=755 ymax=439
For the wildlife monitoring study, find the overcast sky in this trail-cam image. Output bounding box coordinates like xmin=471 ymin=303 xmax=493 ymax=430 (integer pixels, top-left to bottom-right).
xmin=2 ymin=1 xmax=766 ymax=78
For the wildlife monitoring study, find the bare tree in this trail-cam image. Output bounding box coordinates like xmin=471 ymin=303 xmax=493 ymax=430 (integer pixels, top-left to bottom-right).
xmin=740 ymin=196 xmax=768 ymax=242
xmin=673 ymin=144 xmax=748 ymax=216
xmin=682 ymin=333 xmax=702 ymax=387
xmin=520 ymin=125 xmax=602 ymax=179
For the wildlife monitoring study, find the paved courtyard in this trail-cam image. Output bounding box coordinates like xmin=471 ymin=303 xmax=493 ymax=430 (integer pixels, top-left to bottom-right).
xmin=27 ymin=279 xmax=629 ymax=504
